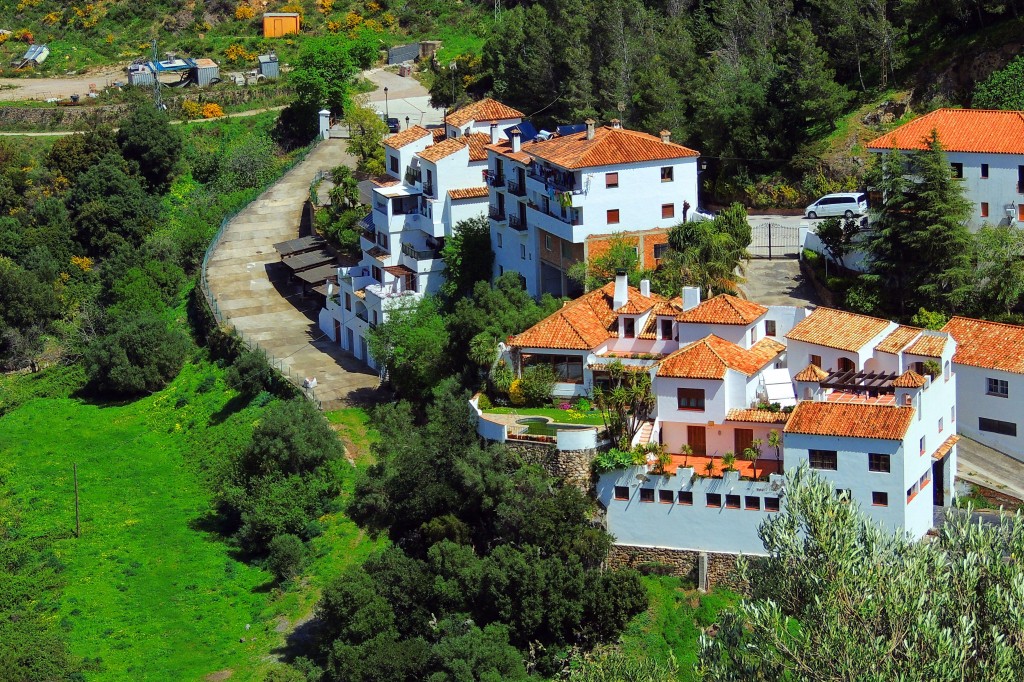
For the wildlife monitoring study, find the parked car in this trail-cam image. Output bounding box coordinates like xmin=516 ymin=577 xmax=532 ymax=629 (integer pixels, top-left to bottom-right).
xmin=387 ymin=117 xmax=401 ymax=133
xmin=804 ymin=192 xmax=867 ymax=219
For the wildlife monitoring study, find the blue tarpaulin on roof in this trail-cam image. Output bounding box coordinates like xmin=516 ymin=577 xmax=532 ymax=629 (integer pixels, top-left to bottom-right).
xmin=556 ymin=124 xmax=587 ymax=136
xmin=504 ymin=121 xmax=538 ymax=142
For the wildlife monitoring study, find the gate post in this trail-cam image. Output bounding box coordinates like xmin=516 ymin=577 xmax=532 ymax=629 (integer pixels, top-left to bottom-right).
xmin=767 ymin=223 xmax=773 ymax=260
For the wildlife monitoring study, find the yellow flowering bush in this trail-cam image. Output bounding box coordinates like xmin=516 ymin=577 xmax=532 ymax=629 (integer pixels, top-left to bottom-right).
xmin=70 ymin=255 xmax=93 ymax=272
xmin=43 ymin=11 xmax=62 ymax=26
xmin=225 ymin=43 xmax=256 ymax=63
xmin=180 ymin=99 xmax=201 ymax=119
xmin=235 ymin=3 xmax=256 ymax=20
xmin=509 ymin=379 xmax=526 ymax=406
xmin=202 ymin=103 xmax=225 ymax=119
xmin=345 ymin=11 xmax=362 ymax=29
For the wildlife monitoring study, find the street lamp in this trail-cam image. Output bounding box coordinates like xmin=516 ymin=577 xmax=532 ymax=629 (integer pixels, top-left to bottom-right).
xmin=449 ymin=60 xmax=457 ymax=109
xmin=383 ymin=86 xmax=389 ymax=119
xmin=405 ymin=115 xmax=410 ymax=130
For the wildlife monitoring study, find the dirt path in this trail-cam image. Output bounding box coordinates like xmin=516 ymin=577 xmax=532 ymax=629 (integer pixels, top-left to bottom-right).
xmin=0 ymin=65 xmax=128 ymax=101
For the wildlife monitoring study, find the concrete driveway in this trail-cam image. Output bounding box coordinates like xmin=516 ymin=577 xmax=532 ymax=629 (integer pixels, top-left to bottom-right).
xmin=957 ymin=437 xmax=1024 ymax=501
xmin=739 ymin=213 xmax=820 ymax=306
xmin=361 ymin=68 xmax=444 ymax=129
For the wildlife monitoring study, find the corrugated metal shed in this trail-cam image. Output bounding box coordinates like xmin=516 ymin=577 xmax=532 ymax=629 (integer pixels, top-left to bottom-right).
xmin=127 ymin=64 xmax=155 ymax=86
xmin=190 ymin=58 xmax=219 ymax=86
xmin=257 ymin=53 xmax=279 ymax=79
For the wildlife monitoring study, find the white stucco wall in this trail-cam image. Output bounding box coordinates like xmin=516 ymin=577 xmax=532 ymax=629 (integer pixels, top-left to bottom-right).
xmin=952 ymin=364 xmax=1024 ymax=460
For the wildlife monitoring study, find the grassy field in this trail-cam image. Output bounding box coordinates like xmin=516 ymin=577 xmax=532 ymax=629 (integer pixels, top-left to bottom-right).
xmin=0 ymin=363 xmax=383 ymax=681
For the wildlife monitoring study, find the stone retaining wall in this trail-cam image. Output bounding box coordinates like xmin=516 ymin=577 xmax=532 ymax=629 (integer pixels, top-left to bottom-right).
xmin=607 ymin=544 xmax=751 ymax=593
xmin=504 ymin=441 xmax=594 ymax=491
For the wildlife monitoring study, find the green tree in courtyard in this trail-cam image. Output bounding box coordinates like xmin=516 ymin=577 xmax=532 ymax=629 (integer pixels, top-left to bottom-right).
xmin=344 ymin=102 xmax=388 ymax=176
xmin=568 ymin=232 xmax=652 ymax=292
xmin=440 ymin=215 xmax=493 ymax=301
xmin=657 ymin=203 xmax=751 ymax=298
xmin=368 ymin=296 xmax=449 ymax=403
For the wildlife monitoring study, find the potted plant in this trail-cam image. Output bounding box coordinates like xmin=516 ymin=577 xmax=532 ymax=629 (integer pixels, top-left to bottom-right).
xmin=703 ymin=459 xmax=716 ymax=478
xmin=743 ymin=439 xmax=763 ymax=480
xmin=721 ymin=451 xmax=736 ymax=472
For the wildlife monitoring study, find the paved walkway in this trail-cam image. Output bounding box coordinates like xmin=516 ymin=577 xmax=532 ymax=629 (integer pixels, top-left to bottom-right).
xmin=740 ymin=257 xmax=821 ymax=307
xmin=957 ymin=437 xmax=1024 ymax=501
xmin=205 ymin=139 xmax=381 ymax=409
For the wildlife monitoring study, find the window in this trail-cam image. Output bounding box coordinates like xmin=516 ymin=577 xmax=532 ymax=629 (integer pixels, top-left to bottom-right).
xmin=764 ymin=497 xmax=780 ymax=512
xmin=979 ymin=417 xmax=1018 ymax=437
xmin=607 ymin=209 xmax=620 ymax=225
xmin=810 ymin=354 xmax=822 ymax=368
xmin=938 ymin=417 xmax=944 ymax=433
xmin=545 ymin=234 xmax=552 ymax=251
xmin=725 ymin=494 xmax=741 ymax=509
xmin=661 ymin=166 xmax=674 ymax=182
xmin=623 ymin=318 xmax=636 ymax=338
xmin=920 ymin=470 xmax=931 ymax=488
xmin=706 ymin=493 xmax=722 ymax=508
xmin=661 ymin=203 xmax=674 ymax=219
xmin=872 ymin=491 xmax=889 ymax=506
xmin=809 ymin=449 xmax=838 ymax=470
xmin=520 ymin=244 xmax=526 ymax=260
xmin=606 ymin=172 xmax=619 ymax=188
xmin=377 ymin=232 xmax=388 ymax=248
xmin=987 ymin=377 xmax=1009 ymax=397
xmin=920 ymin=436 xmax=926 ymax=456
xmin=981 ymin=163 xmax=989 ymax=178
xmin=660 ymin=319 xmax=673 ymax=340
xmin=497 ymin=233 xmax=503 ymax=248
xmin=837 ymin=357 xmax=855 ymax=372
xmin=344 ymin=293 xmax=352 ymax=311
xmin=371 ymin=311 xmax=378 ymax=326
xmin=907 ymin=482 xmax=919 ymax=502
xmin=944 ymin=361 xmax=950 ymax=382
xmin=903 ymin=394 xmax=913 ymax=406
xmin=372 ymin=266 xmax=382 ymax=282
xmin=678 ymin=491 xmax=693 ymax=505
xmin=677 ymin=388 xmax=706 ymax=411
xmin=614 ymin=486 xmax=629 ymax=501
xmin=659 ymin=489 xmax=674 ymax=504
xmin=389 ymin=155 xmax=398 ymax=173
xmin=950 ymin=162 xmax=964 ymax=179
xmin=981 ymin=202 xmax=989 ymax=218
xmin=522 ymin=354 xmax=584 ymax=383
xmin=639 ymin=488 xmax=655 ymax=502
xmin=745 ymin=496 xmax=761 ymax=510
xmin=912 ymin=361 xmax=925 ymax=375
xmin=561 ymin=242 xmax=573 ymax=259
xmin=654 ymin=243 xmax=668 ymax=259
xmin=750 ymin=327 xmax=758 ymax=344
xmin=868 ymin=453 xmax=890 ymax=473
xmin=765 ymin=320 xmax=777 ymax=337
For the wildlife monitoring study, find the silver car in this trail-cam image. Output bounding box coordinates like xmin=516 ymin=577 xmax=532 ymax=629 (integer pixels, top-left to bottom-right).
xmin=805 ymin=192 xmax=867 ymax=219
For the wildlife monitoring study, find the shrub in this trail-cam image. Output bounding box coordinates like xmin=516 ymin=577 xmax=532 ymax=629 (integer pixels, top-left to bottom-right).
xmin=508 ymin=379 xmax=525 ymax=406
xmin=490 ymin=360 xmax=514 ymax=396
xmin=520 ymin=364 xmax=558 ymax=407
xmin=573 ymin=397 xmax=592 ymax=412
xmin=202 ymin=103 xmax=225 ymax=119
xmin=235 ymin=3 xmax=256 ymax=20
xmin=593 ymin=447 xmax=641 ymax=473
xmin=83 ymin=312 xmax=189 ymax=397
xmin=266 ymin=534 xmax=307 ymax=583
xmin=475 ymin=393 xmax=492 ymax=410
xmin=843 ymin=279 xmax=882 ymax=316
xmin=224 ymin=348 xmax=275 ymax=399
xmin=180 ymin=100 xmax=201 ymax=119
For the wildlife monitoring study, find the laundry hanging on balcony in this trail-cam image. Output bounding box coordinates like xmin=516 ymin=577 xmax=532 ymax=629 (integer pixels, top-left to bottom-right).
xmin=555 ymin=190 xmax=573 ymax=209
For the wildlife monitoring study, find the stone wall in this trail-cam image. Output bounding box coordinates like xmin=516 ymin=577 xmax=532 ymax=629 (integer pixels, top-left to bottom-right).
xmin=504 ymin=441 xmax=594 ymax=491
xmin=607 ymin=544 xmax=751 ymax=593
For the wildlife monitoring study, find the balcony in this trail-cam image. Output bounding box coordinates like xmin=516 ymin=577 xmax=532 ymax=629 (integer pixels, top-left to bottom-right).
xmin=489 ymin=205 xmax=507 ymax=221
xmin=527 ymin=166 xmax=578 ymax=193
xmin=527 ymin=201 xmax=581 ymax=226
xmin=507 ymin=180 xmax=526 ymax=197
xmin=404 ymin=166 xmax=421 ymax=185
xmin=491 ymin=174 xmax=506 ymax=188
xmin=422 ymin=183 xmax=435 ymax=198
xmin=508 ymin=214 xmax=525 ymax=231
xmin=402 ymin=242 xmax=443 ymax=261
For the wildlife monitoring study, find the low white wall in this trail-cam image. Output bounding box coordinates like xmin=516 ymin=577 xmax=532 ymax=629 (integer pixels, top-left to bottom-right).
xmin=469 ymin=396 xmax=508 ymax=443
xmin=802 ymin=226 xmax=871 ymax=273
xmin=557 ymin=427 xmax=598 ymax=451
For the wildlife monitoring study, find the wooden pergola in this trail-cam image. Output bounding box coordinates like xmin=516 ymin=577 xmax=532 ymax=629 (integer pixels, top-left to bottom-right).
xmin=820 ymin=369 xmax=899 ymax=395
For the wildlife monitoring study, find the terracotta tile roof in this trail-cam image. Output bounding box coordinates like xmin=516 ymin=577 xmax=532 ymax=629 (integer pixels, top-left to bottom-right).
xmin=371 ymin=177 xmax=402 ymax=187
xmin=448 ymin=186 xmax=489 ymax=200
xmin=876 ymin=325 xmax=922 ymax=354
xmin=867 ymin=108 xmax=1024 ymax=155
xmin=615 ymin=290 xmax=658 ymax=314
xmin=652 ymin=300 xmax=682 ymax=317
xmin=445 ymin=98 xmax=524 ymax=128
xmin=657 ymin=335 xmax=784 ymax=379
xmin=942 ymin=316 xmax=1024 ymax=374
xmin=785 ymin=307 xmax=892 ymax=352
xmin=893 ymin=370 xmax=926 ymax=388
xmin=486 ymin=139 xmax=533 ymax=164
xmin=904 ymin=332 xmax=949 ymax=358
xmin=464 ymin=133 xmax=491 ymax=162
xmin=432 ymin=128 xmax=447 ymax=142
xmin=793 ymin=364 xmax=829 ymax=382
xmin=931 ymin=434 xmax=960 ymax=461
xmin=417 ymin=137 xmax=469 ymax=163
xmin=523 ymin=125 xmax=699 ymax=170
xmin=676 ymin=294 xmax=767 ymax=325
xmin=784 ymin=402 xmax=915 ymax=440
xmin=384 ymin=125 xmax=431 ymax=149
xmin=725 ymin=408 xmax=790 ymax=424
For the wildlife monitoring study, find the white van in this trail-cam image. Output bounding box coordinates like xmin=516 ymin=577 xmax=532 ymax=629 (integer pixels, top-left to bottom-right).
xmin=805 ymin=192 xmax=867 ymax=219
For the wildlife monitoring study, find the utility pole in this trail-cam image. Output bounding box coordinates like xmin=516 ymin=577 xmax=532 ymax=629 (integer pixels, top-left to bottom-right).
xmin=73 ymin=463 xmax=80 ymax=538
xmin=151 ymin=38 xmax=163 ymax=110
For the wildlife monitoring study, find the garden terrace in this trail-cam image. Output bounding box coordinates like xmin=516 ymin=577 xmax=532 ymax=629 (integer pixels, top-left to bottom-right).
xmin=660 ymin=453 xmax=782 ymax=480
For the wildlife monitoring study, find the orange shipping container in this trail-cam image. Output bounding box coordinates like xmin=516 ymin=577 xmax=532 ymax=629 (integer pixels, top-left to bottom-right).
xmin=263 ymin=12 xmax=300 ymax=38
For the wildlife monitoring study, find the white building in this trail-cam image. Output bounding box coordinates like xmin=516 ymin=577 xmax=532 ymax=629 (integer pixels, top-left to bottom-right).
xmin=319 ymin=99 xmax=524 ymax=368
xmin=942 ymin=316 xmax=1024 ymax=459
xmin=486 ymin=120 xmax=700 ymax=297
xmin=867 ymin=108 xmax=1024 ymax=230
xmin=500 ymin=275 xmax=959 ymax=555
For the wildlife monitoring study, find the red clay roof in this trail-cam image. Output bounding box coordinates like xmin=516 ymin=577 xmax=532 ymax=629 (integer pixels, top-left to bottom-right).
xmin=676 ymin=294 xmax=767 ymax=325
xmin=942 ymin=316 xmax=1024 ymax=374
xmin=371 ymin=177 xmax=402 ymax=187
xmin=486 ymin=138 xmax=533 ymax=164
xmin=784 ymin=402 xmax=915 ymax=440
xmin=793 ymin=364 xmax=829 ymax=382
xmin=524 ymin=125 xmax=699 ymax=170
xmin=657 ymin=335 xmax=784 ymax=380
xmin=464 ymin=133 xmax=491 ymax=162
xmin=904 ymin=332 xmax=949 ymax=358
xmin=867 ymin=108 xmax=1024 ymax=155
xmin=932 ymin=434 xmax=960 ymax=461
xmin=384 ymin=125 xmax=431 ymax=149
xmin=893 ymin=370 xmax=926 ymax=388
xmin=876 ymin=325 xmax=922 ymax=354
xmin=445 ymin=98 xmax=524 ymax=128
xmin=417 ymin=137 xmax=469 ymax=163
xmin=785 ymin=307 xmax=892 ymax=353
xmin=725 ymin=408 xmax=790 ymax=424
xmin=448 ymin=186 xmax=489 ymax=200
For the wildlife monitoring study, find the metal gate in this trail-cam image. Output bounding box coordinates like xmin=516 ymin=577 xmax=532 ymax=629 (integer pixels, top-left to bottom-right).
xmin=748 ymin=222 xmax=801 ymax=260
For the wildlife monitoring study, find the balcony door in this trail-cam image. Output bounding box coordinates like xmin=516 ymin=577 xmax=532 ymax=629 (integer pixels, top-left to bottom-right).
xmin=687 ymin=425 xmax=706 ymax=456
xmin=734 ymin=428 xmax=753 ymax=456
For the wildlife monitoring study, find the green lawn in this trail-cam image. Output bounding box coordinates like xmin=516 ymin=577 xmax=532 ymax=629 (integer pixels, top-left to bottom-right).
xmin=483 ymin=406 xmax=607 ymax=425
xmin=0 ymin=363 xmax=382 ymax=680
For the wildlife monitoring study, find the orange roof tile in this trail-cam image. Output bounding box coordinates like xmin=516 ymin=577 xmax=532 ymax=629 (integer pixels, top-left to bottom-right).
xmin=448 ymin=186 xmax=489 ymax=200
xmin=445 ymin=98 xmax=524 ymax=128
xmin=432 ymin=128 xmax=447 ymax=142
xmin=464 ymin=133 xmax=491 ymax=162
xmin=384 ymin=125 xmax=431 ymax=149
xmin=794 ymin=364 xmax=829 ymax=382
xmin=784 ymin=402 xmax=915 ymax=440
xmin=904 ymin=331 xmax=949 ymax=358
xmin=893 ymin=370 xmax=926 ymax=388
xmin=486 ymin=139 xmax=533 ymax=164
xmin=676 ymin=294 xmax=767 ymax=325
xmin=876 ymin=325 xmax=922 ymax=354
xmin=615 ymin=290 xmax=658 ymax=315
xmin=931 ymin=434 xmax=960 ymax=461
xmin=867 ymin=108 xmax=1024 ymax=155
xmin=417 ymin=137 xmax=469 ymax=163
xmin=725 ymin=408 xmax=790 ymax=424
xmin=523 ymin=125 xmax=699 ymax=170
xmin=942 ymin=316 xmax=1024 ymax=374
xmin=371 ymin=177 xmax=401 ymax=187
xmin=785 ymin=307 xmax=892 ymax=352
xmin=657 ymin=335 xmax=784 ymax=379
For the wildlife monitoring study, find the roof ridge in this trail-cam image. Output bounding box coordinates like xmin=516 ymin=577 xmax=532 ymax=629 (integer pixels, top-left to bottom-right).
xmin=947 ymin=315 xmax=1024 ymax=330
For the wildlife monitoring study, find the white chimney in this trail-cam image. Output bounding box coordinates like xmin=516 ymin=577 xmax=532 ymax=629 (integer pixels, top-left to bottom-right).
xmin=510 ymin=128 xmax=521 ymax=153
xmin=610 ymin=118 xmax=621 ymax=129
xmin=639 ymin=279 xmax=651 ymax=297
xmin=326 ymin=281 xmax=334 ymax=298
xmin=660 ymin=129 xmax=671 ymax=144
xmin=681 ymin=286 xmax=701 ymax=311
xmin=613 ymin=269 xmax=628 ymax=310
xmin=490 ymin=122 xmax=499 ymax=145
xmin=585 ymin=118 xmax=595 ymax=141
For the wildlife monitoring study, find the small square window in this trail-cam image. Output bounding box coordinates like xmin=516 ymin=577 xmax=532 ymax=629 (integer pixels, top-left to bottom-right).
xmin=520 ymin=244 xmax=527 ymax=260
xmin=725 ymin=494 xmax=741 ymax=509
xmin=920 ymin=470 xmax=931 ymax=488
xmin=764 ymin=497 xmax=780 ymax=512
xmin=706 ymin=493 xmax=722 ymax=508
xmin=868 ymin=453 xmax=890 ymax=473
xmin=622 ymin=318 xmax=635 ymax=338
xmin=639 ymin=488 xmax=655 ymax=503
xmin=950 ymin=162 xmax=963 ymax=179
xmin=810 ymin=354 xmax=822 ymax=368
xmin=677 ymin=388 xmax=705 ymax=410
xmin=606 ymin=172 xmax=619 ymax=188
xmin=654 ymin=243 xmax=668 ymax=259
xmin=545 ymin=234 xmax=552 ymax=251
xmin=661 ymin=167 xmax=674 ymax=182
xmin=659 ymin=489 xmax=674 ymax=504
xmin=660 ymin=318 xmax=673 ymax=340
xmin=765 ymin=320 xmax=777 ymax=337
xmin=981 ymin=202 xmax=989 ymax=218
xmin=981 ymin=163 xmax=989 ymax=178
xmin=344 ymin=293 xmax=352 ymax=311
xmin=678 ymin=490 xmax=693 ymax=505
xmin=872 ymin=491 xmax=888 ymax=506
xmin=938 ymin=417 xmax=944 ymax=433
xmin=744 ymin=496 xmax=760 ymax=510
xmin=809 ymin=449 xmax=838 ymax=470
xmin=920 ymin=436 xmax=926 ymax=456
xmin=389 ymin=155 xmax=398 ymax=173
xmin=987 ymin=377 xmax=1008 ymax=397
xmin=607 ymin=209 xmax=620 ymax=225
xmin=661 ymin=203 xmax=674 ymax=219
xmin=614 ymin=486 xmax=629 ymax=501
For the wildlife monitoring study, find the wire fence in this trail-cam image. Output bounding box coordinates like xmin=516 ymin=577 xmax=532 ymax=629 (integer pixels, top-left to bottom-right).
xmin=199 ymin=137 xmax=325 ymax=410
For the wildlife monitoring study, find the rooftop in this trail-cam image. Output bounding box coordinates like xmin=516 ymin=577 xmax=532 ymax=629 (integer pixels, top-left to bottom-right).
xmin=904 ymin=331 xmax=949 ymax=358
xmin=866 ymin=108 xmax=1024 ymax=155
xmin=675 ymin=294 xmax=767 ymax=325
xmin=384 ymin=125 xmax=431 ymax=149
xmin=942 ymin=316 xmax=1024 ymax=374
xmin=785 ymin=401 xmax=914 ymax=440
xmin=417 ymin=136 xmax=470 ymax=163
xmin=509 ymin=281 xmax=645 ymax=350
xmin=486 ymin=138 xmax=533 ymax=164
xmin=875 ymin=325 xmax=922 ymax=354
xmin=445 ymin=98 xmax=524 ymax=128
xmin=786 ymin=307 xmax=892 ymax=353
xmin=725 ymin=408 xmax=791 ymax=424
xmin=448 ymin=186 xmax=490 ymax=200
xmin=656 ymin=335 xmax=784 ymax=380
xmin=523 ymin=125 xmax=699 ymax=170
xmin=793 ymin=363 xmax=829 ymax=382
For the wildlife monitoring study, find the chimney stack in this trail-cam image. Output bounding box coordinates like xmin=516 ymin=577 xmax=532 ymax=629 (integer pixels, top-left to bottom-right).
xmin=681 ymin=286 xmax=701 ymax=311
xmin=613 ymin=269 xmax=629 ymax=310
xmin=510 ymin=128 xmax=521 ymax=153
xmin=610 ymin=118 xmax=621 ymax=129
xmin=660 ymin=129 xmax=671 ymax=144
xmin=585 ymin=118 xmax=596 ymax=141
xmin=639 ymin=279 xmax=651 ymax=297
xmin=489 ymin=122 xmax=499 ymax=145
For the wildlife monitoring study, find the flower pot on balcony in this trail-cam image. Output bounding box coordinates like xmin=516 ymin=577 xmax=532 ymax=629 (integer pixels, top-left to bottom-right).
xmin=722 ymin=470 xmax=740 ymax=486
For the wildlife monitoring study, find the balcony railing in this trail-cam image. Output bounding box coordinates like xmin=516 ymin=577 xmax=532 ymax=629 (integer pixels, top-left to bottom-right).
xmin=508 ymin=214 xmax=525 ymax=231
xmin=402 ymin=242 xmax=443 ymax=261
xmin=491 ymin=174 xmax=506 ymax=187
xmin=528 ymin=202 xmax=582 ymax=226
xmin=528 ymin=166 xmax=577 ymax=193
xmin=489 ymin=205 xmax=506 ymax=221
xmin=373 ymin=201 xmax=387 ymax=214
xmin=423 ymin=182 xmax=435 ymax=198
xmin=404 ymin=166 xmax=421 ymax=184
xmin=507 ymin=180 xmax=525 ymax=197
